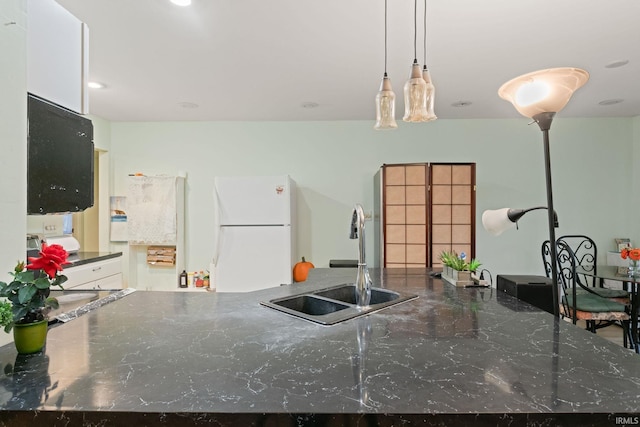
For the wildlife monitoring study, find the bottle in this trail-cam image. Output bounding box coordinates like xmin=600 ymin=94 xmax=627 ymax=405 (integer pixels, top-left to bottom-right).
xmin=179 ymin=270 xmax=188 ymax=288
xmin=187 ymin=271 xmax=194 ymax=287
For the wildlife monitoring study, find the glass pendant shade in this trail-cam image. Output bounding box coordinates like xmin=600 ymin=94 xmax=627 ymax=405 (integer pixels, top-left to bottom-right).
xmin=374 ymin=74 xmax=398 ymax=130
xmin=403 ymin=61 xmax=429 ymax=122
xmin=498 ymin=67 xmax=589 ymax=118
xmin=422 ymin=67 xmax=437 ymax=121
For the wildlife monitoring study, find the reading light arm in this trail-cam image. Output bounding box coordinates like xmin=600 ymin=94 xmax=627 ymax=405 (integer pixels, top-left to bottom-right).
xmin=507 ymin=206 xmax=559 ymax=229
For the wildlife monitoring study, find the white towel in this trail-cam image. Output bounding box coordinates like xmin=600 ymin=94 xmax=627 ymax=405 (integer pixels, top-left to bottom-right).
xmin=127 ymin=176 xmax=177 ymax=244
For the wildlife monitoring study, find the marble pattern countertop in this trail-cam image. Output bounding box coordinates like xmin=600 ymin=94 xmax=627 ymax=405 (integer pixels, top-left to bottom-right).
xmin=0 ymin=268 xmax=638 ymax=426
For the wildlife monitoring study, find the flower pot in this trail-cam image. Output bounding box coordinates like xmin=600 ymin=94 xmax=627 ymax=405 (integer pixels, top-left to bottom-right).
xmin=13 ymin=319 xmax=48 ymax=354
xmin=444 ymin=266 xmax=453 ymax=277
xmin=453 ymin=270 xmax=472 ymax=282
xmin=441 ymin=267 xmax=473 ymax=287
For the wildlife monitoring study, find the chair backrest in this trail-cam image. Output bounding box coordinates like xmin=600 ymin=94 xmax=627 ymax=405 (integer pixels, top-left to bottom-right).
xmin=555 ymin=235 xmax=597 ymax=287
xmin=555 ymin=240 xmax=576 ymax=317
xmin=541 ymin=240 xmax=554 ymax=279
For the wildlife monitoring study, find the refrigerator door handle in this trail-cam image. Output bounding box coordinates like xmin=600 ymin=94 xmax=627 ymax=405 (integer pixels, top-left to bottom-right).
xmin=212 ymin=184 xmax=222 ymax=266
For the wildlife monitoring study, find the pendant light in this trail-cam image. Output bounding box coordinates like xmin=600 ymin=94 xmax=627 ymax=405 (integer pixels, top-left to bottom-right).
xmin=374 ymin=0 xmax=398 ymax=130
xmin=421 ymin=0 xmax=437 ymax=121
xmin=403 ymin=0 xmax=429 ymax=122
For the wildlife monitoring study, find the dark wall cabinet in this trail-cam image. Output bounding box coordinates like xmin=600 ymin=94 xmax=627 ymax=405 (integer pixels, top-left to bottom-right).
xmin=374 ymin=163 xmax=476 ymax=268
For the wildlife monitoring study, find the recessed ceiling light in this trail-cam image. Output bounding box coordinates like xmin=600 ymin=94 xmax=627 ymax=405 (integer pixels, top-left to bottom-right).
xmin=605 ymin=60 xmax=629 ymax=69
xmin=301 ymin=102 xmax=319 ymax=109
xmin=170 ymin=0 xmax=191 ymax=6
xmin=178 ymin=102 xmax=199 ymax=109
xmin=598 ymin=99 xmax=624 ymax=106
xmin=87 ymin=81 xmax=105 ymax=89
xmin=451 ymin=101 xmax=472 ymax=108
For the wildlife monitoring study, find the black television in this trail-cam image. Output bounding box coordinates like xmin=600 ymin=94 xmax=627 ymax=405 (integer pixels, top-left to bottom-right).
xmin=27 ymin=94 xmax=94 ymax=214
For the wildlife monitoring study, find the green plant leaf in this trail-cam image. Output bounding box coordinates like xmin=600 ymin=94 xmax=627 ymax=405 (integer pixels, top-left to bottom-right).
xmin=14 ymin=271 xmax=35 ymax=284
xmin=34 ymin=277 xmax=51 ymax=290
xmin=0 ymin=301 xmax=12 ymax=328
xmin=18 ymin=284 xmax=37 ymax=304
xmin=12 ymin=306 xmax=27 ymax=322
xmin=468 ymin=259 xmax=482 ymax=272
xmin=46 ymin=297 xmax=59 ymax=310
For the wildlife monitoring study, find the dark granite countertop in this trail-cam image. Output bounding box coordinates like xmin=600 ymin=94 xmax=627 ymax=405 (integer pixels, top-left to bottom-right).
xmin=0 ymin=268 xmax=638 ymax=426
xmin=65 ymin=251 xmax=123 ymax=268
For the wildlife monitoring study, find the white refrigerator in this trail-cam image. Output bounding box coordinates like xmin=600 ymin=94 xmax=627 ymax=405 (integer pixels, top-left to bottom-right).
xmin=212 ymin=175 xmax=296 ymax=292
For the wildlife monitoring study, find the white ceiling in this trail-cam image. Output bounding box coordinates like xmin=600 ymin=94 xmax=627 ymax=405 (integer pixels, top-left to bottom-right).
xmin=56 ymin=0 xmax=640 ymax=122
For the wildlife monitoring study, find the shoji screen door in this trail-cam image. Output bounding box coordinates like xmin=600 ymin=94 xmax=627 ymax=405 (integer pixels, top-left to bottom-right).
xmin=379 ymin=163 xmax=476 ymax=268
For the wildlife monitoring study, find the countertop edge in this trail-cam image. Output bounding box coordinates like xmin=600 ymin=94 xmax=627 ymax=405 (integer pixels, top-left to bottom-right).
xmin=0 ymin=409 xmax=628 ymax=427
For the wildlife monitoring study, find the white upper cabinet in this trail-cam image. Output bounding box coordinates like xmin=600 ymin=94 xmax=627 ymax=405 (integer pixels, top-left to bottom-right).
xmin=27 ymin=0 xmax=88 ymax=114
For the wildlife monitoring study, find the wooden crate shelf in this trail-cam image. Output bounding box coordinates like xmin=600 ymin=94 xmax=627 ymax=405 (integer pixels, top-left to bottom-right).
xmin=147 ymin=246 xmax=176 ymax=266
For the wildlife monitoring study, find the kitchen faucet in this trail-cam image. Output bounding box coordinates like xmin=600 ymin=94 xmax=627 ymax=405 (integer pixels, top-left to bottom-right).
xmin=350 ymin=204 xmax=372 ymax=307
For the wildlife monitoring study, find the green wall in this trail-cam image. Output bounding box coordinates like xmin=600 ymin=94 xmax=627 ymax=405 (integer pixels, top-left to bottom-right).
xmin=0 ymin=0 xmax=27 ymax=275
xmin=107 ymin=117 xmax=634 ymax=287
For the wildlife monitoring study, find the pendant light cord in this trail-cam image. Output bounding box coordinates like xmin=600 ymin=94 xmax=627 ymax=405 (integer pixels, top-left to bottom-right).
xmin=423 ymin=0 xmax=427 ymax=68
xmin=384 ymin=0 xmax=388 ymax=76
xmin=413 ymin=0 xmax=417 ymax=61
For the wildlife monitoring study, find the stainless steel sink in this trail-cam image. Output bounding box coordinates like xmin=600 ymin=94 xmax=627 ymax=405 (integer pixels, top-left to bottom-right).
xmin=271 ymin=294 xmax=350 ymax=316
xmin=314 ymin=284 xmax=400 ymax=305
xmin=261 ymin=283 xmax=418 ymax=325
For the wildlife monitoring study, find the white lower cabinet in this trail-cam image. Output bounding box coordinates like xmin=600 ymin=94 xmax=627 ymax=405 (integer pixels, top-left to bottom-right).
xmin=63 ymin=257 xmax=123 ymax=290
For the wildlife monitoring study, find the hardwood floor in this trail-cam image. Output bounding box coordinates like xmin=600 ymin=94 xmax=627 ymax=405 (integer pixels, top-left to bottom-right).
xmin=574 ymin=319 xmax=633 ymax=351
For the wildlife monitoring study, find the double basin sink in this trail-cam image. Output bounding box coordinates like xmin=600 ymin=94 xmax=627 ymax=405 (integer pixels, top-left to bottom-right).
xmin=260 ymin=283 xmax=418 ymax=325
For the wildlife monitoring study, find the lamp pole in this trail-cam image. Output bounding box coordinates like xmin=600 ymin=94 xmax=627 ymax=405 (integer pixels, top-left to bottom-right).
xmin=534 ymin=111 xmax=560 ymax=318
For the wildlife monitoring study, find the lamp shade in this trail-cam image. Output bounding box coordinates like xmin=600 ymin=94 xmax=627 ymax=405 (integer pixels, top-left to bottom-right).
xmin=481 ymin=208 xmax=515 ymax=236
xmin=422 ymin=68 xmax=437 ymax=121
xmin=403 ymin=61 xmax=429 ymax=122
xmin=374 ymin=74 xmax=398 ymax=130
xmin=498 ymin=67 xmax=589 ymax=118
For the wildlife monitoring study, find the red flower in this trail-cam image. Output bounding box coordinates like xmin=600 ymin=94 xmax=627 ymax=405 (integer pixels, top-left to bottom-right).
xmin=621 ymin=248 xmax=640 ymax=262
xmin=26 ymin=243 xmax=70 ymax=279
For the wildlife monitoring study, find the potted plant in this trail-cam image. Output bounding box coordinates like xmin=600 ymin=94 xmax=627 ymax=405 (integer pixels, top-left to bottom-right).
xmin=439 ymin=250 xmax=481 ymax=286
xmin=0 ymin=243 xmax=69 ymax=354
xmin=0 ymin=300 xmax=12 ymax=331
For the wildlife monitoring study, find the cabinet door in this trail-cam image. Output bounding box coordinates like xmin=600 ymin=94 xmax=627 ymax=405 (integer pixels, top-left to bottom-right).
xmin=27 ymin=0 xmax=88 ymax=113
xmin=63 ymin=257 xmax=123 ymax=289
xmin=95 ymin=273 xmax=123 ymax=289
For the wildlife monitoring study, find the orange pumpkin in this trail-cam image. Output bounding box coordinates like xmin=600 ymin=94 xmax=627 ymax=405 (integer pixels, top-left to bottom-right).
xmin=293 ymin=257 xmax=314 ymax=282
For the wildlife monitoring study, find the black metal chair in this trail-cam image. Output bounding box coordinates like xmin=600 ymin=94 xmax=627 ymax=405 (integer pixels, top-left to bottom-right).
xmin=541 ymin=239 xmax=555 ymax=280
xmin=555 ymin=234 xmax=629 ymax=303
xmin=553 ymin=240 xmax=632 ymax=345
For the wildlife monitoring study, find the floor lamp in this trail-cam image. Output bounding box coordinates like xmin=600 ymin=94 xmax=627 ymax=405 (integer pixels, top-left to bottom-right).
xmin=497 ymin=67 xmax=589 ymax=318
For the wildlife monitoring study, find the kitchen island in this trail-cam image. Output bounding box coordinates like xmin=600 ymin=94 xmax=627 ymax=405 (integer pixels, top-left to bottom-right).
xmin=0 ymin=268 xmax=638 ymax=426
